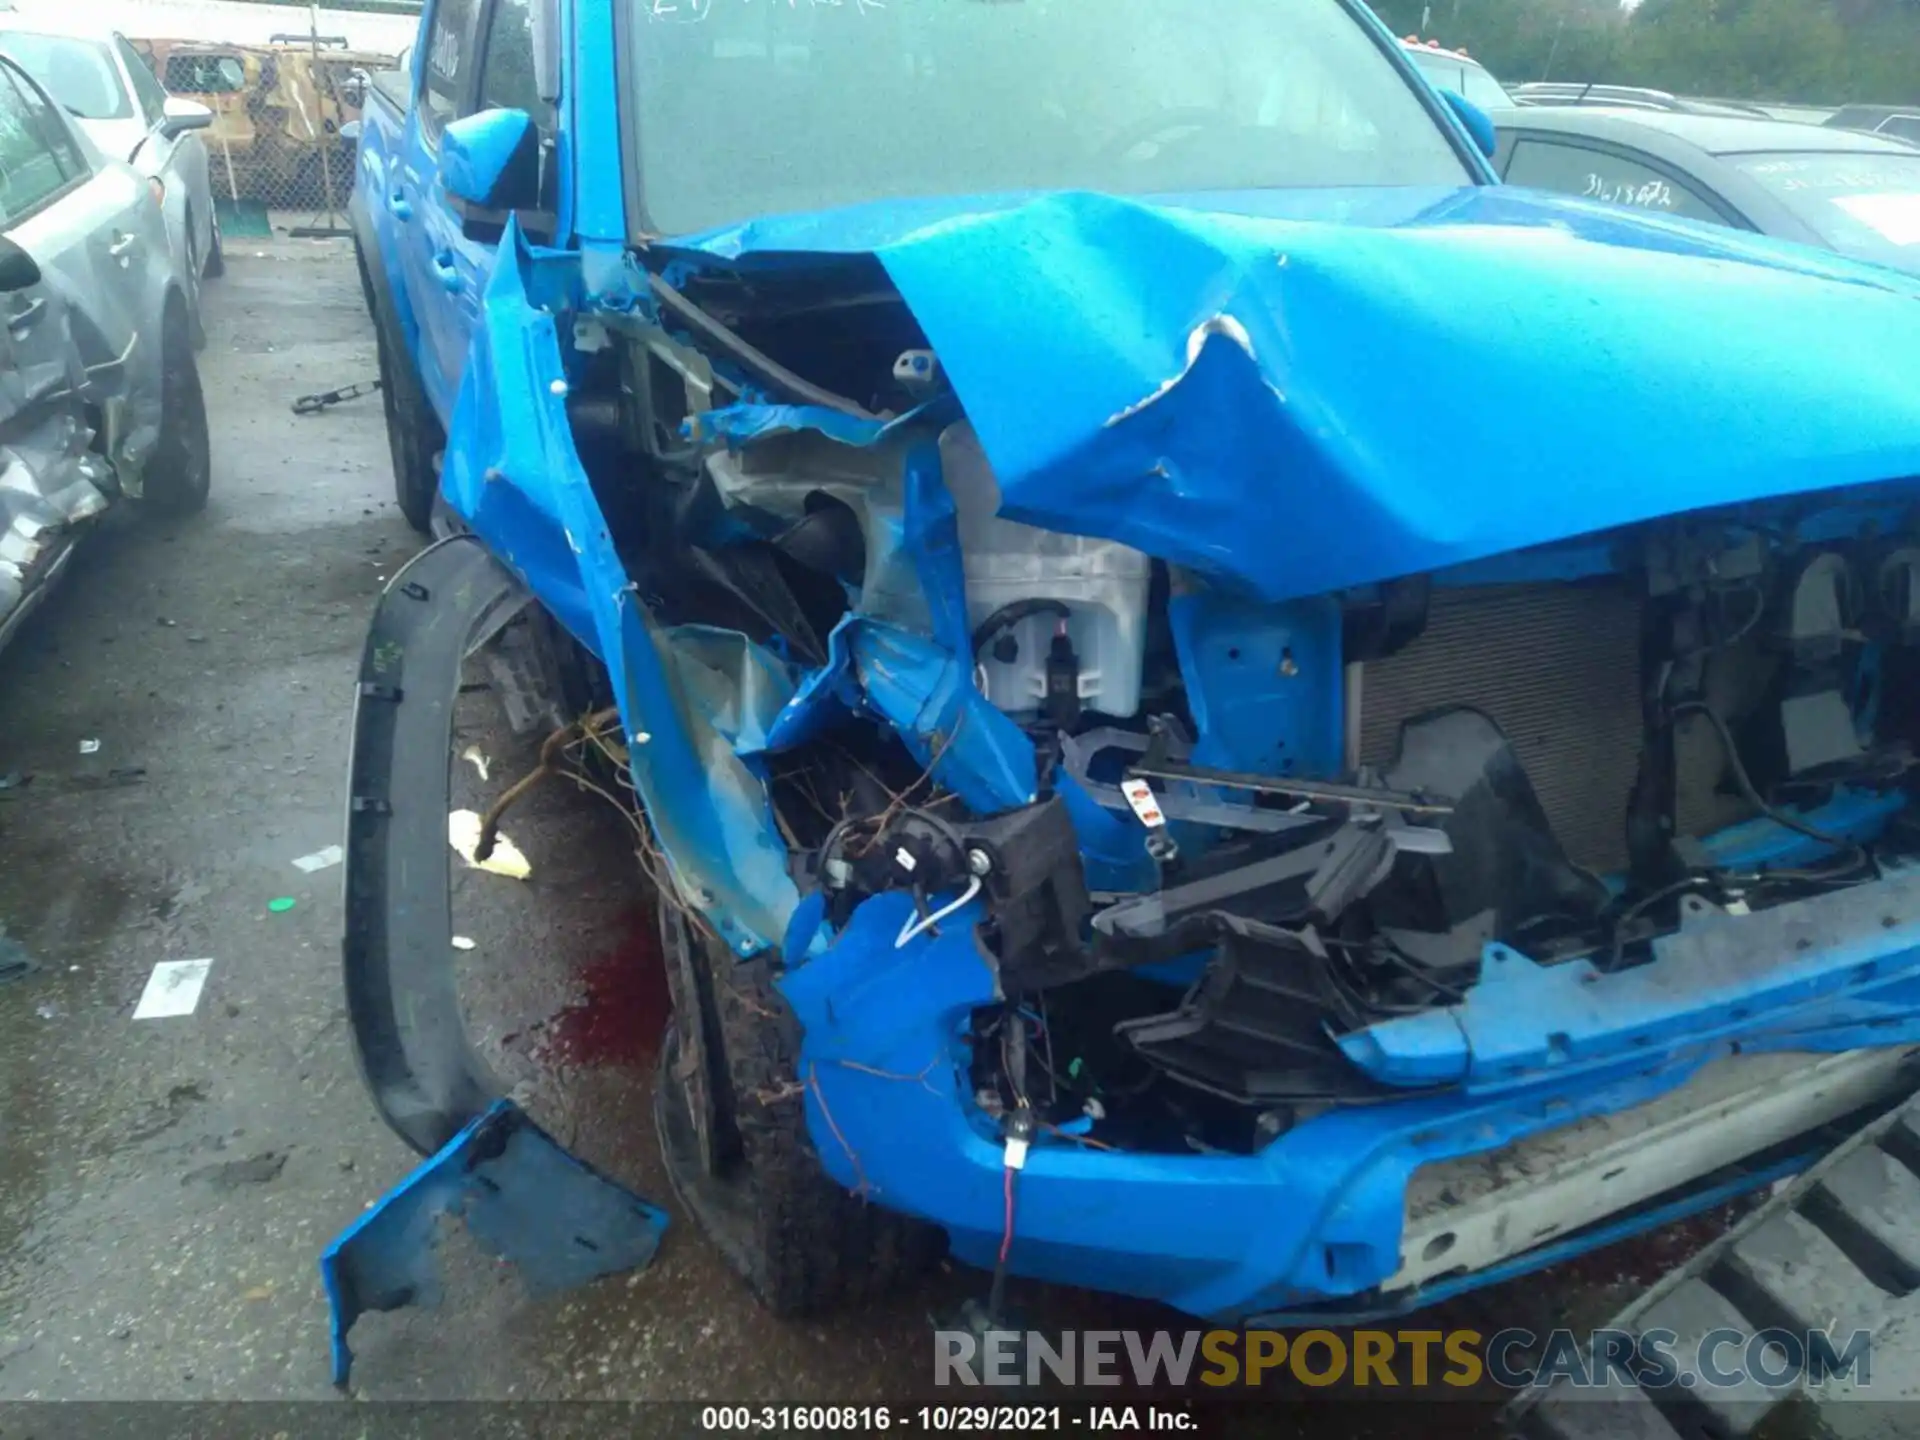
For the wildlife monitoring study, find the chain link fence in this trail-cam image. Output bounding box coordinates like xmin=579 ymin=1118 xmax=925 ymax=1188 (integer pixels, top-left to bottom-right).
xmin=128 ymin=32 xmax=400 ymax=226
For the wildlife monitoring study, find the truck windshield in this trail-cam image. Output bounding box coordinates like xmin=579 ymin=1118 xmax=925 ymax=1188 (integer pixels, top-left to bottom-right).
xmin=626 ymin=0 xmax=1474 ymax=236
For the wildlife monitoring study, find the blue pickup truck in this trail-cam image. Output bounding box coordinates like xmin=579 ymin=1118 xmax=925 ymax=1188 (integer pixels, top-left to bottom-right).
xmin=334 ymin=0 xmax=1920 ymax=1386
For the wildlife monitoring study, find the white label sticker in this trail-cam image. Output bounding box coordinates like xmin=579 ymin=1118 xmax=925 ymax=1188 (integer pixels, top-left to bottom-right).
xmin=1120 ymin=778 xmax=1167 ymax=828
xmin=133 ymin=959 xmax=213 ymax=1020
xmin=1834 ymin=192 xmax=1920 ymax=246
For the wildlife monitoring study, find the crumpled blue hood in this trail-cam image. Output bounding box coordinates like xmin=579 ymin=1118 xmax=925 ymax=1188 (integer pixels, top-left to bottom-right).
xmin=665 ymin=185 xmax=1920 ymax=601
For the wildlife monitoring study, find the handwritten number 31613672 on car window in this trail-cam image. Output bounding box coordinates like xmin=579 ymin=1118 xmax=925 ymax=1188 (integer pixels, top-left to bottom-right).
xmin=1584 ymin=171 xmax=1675 ymax=211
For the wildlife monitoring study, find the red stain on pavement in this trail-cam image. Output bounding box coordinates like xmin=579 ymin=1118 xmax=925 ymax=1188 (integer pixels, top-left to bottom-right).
xmin=539 ymin=907 xmax=672 ymax=1068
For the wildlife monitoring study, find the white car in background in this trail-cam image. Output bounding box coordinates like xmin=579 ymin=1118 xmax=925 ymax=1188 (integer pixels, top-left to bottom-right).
xmin=1400 ymin=37 xmax=1516 ymax=111
xmin=0 ymin=15 xmax=220 ymax=338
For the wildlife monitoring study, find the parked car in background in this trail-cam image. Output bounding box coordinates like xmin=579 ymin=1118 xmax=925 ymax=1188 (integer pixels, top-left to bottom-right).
xmin=0 ymin=52 xmax=210 ymax=653
xmin=1514 ymin=82 xmax=1775 ymax=119
xmin=0 ymin=15 xmax=219 ymax=331
xmin=1495 ymin=108 xmax=1920 ymax=275
xmin=1399 ymin=38 xmax=1514 ymax=109
xmin=128 ymin=36 xmax=391 ymax=209
xmin=1826 ymin=104 xmax=1920 ymax=146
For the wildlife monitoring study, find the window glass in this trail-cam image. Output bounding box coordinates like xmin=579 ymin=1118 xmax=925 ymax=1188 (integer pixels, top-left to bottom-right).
xmin=477 ymin=0 xmax=546 ymax=124
xmin=164 ymin=53 xmax=247 ymax=96
xmin=1505 ymin=138 xmax=1728 ymax=224
xmin=1408 ymin=48 xmax=1513 ymax=110
xmin=421 ymin=0 xmax=479 ymax=138
xmin=0 ymin=64 xmax=78 ymax=222
xmin=1458 ymin=64 xmax=1514 ymax=111
xmin=0 ymin=32 xmax=131 ymax=120
xmin=1878 ymin=116 xmax=1920 ymax=144
xmin=115 ymin=36 xmax=167 ymax=126
xmin=1408 ymin=50 xmax=1464 ymax=96
xmin=1730 ymin=151 xmax=1920 ymax=275
xmin=628 ymin=0 xmax=1474 ymax=236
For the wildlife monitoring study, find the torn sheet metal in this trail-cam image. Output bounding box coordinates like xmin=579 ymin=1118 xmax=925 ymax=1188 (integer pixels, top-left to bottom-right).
xmin=439 ymin=225 xmax=799 ymax=954
xmin=320 ymin=1100 xmax=668 ymax=1386
xmin=663 ymin=186 xmax=1920 ymax=603
xmin=0 ymin=402 xmax=112 ymax=650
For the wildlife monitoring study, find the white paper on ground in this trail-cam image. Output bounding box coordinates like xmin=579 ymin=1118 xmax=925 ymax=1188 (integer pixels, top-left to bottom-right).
xmin=292 ymin=844 xmax=344 ymax=873
xmin=1834 ymin=191 xmax=1920 ymax=246
xmin=447 ymin=809 xmax=532 ymax=879
xmin=133 ymin=959 xmax=213 ymax=1020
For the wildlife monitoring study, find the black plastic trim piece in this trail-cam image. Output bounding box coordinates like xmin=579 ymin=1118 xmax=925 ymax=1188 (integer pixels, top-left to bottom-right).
xmin=342 ymin=535 xmax=532 ymax=1155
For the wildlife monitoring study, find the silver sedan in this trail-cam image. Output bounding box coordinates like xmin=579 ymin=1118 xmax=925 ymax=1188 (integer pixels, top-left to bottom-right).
xmin=0 ymin=16 xmax=219 ymax=338
xmin=0 ymin=52 xmax=210 ymax=651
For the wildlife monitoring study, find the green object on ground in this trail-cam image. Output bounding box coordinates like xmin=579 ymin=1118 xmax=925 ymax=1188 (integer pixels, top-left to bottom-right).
xmin=215 ymin=199 xmax=273 ymax=240
xmin=268 ymin=897 xmax=297 ymax=913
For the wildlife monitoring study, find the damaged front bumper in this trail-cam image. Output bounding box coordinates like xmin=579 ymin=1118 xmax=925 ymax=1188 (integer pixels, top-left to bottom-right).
xmin=783 ymin=870 xmax=1920 ymax=1322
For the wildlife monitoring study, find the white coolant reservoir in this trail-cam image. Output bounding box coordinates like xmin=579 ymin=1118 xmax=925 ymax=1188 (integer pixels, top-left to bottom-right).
xmin=938 ymin=422 xmax=1151 ymax=719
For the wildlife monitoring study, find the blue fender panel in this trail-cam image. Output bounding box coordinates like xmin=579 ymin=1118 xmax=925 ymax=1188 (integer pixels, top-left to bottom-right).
xmin=320 ymin=1100 xmax=668 ymax=1386
xmin=440 ymin=223 xmax=799 ymax=953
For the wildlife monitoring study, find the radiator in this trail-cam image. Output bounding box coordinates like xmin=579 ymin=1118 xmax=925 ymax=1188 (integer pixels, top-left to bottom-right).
xmin=1357 ymin=582 xmax=1647 ymax=874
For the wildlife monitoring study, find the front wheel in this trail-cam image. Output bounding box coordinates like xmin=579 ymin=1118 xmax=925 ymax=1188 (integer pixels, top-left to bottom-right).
xmin=655 ymin=908 xmax=943 ymax=1315
xmin=140 ymin=301 xmax=212 ymax=516
xmin=373 ymin=294 xmax=442 ymax=533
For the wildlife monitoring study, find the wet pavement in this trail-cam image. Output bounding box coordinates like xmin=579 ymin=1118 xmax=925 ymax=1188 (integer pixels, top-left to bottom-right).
xmin=0 ymin=240 xmax=1706 ymax=1430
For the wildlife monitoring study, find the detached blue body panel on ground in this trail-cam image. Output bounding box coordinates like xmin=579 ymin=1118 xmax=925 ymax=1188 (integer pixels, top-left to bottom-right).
xmin=320 ymin=1101 xmax=668 ymax=1386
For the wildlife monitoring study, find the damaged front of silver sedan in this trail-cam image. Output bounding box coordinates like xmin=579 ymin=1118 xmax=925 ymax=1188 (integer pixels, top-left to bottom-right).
xmin=328 ymin=0 xmax=1920 ymax=1388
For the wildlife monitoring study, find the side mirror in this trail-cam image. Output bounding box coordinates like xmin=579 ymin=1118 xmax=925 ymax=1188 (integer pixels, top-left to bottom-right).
xmin=1443 ymin=90 xmax=1498 ymax=160
xmin=160 ymin=96 xmax=214 ymax=138
xmin=441 ymin=108 xmax=540 ymax=213
xmin=0 ymin=237 xmax=41 ymax=293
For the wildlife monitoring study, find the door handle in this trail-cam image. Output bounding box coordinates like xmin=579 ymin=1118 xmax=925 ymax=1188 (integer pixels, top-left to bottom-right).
xmin=388 ymin=192 xmax=413 ymax=221
xmin=108 ymin=232 xmax=140 ymax=263
xmin=431 ymin=251 xmax=463 ymax=293
xmin=6 ymin=297 xmax=45 ymax=335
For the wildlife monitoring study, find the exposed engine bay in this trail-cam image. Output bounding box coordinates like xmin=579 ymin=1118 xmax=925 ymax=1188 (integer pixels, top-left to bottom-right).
xmin=544 ymin=256 xmax=1920 ymax=1163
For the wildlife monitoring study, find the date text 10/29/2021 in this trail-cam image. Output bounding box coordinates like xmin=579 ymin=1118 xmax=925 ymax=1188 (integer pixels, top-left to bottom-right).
xmin=699 ymin=1407 xmax=1199 ymax=1431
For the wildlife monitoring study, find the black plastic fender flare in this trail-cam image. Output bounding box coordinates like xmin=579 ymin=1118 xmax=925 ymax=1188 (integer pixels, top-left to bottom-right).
xmin=342 ymin=535 xmax=532 ymax=1155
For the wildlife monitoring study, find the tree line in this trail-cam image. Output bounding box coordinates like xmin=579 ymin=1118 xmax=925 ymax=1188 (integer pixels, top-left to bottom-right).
xmin=1368 ymin=0 xmax=1920 ymax=105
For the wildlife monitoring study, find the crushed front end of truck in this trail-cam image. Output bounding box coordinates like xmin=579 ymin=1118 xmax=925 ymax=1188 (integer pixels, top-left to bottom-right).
xmin=338 ymin=184 xmax=1920 ymax=1360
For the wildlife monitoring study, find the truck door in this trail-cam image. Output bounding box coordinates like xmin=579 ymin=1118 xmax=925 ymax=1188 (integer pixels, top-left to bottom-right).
xmin=413 ymin=0 xmax=552 ymax=411
xmin=394 ymin=0 xmax=482 ymax=418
